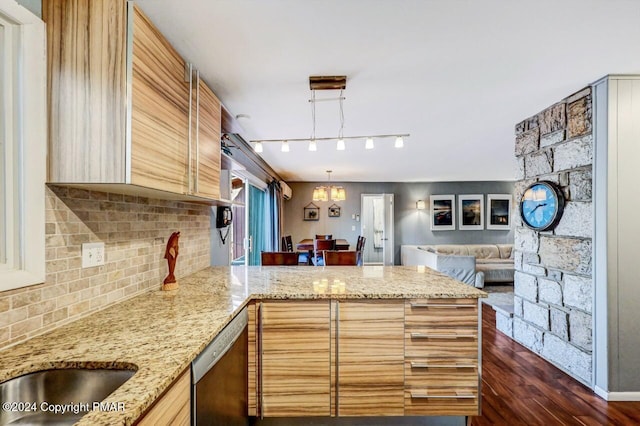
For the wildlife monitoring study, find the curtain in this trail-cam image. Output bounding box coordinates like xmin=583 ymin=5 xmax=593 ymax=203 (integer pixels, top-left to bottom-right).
xmin=248 ymin=185 xmax=265 ymax=265
xmin=248 ymin=182 xmax=282 ymax=265
xmin=265 ymin=181 xmax=281 ymax=252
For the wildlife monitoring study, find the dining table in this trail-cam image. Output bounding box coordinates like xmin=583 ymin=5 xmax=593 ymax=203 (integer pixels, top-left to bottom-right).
xmin=296 ymin=239 xmax=350 ymax=251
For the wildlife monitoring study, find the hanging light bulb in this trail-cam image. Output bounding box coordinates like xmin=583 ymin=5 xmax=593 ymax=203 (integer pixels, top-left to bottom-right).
xmin=394 ymin=136 xmax=404 ymax=148
xmin=254 ymin=141 xmax=263 ymax=153
xmin=336 ymin=138 xmax=345 ymax=151
xmin=365 ymin=137 xmax=374 ymax=150
xmin=308 ymin=139 xmax=317 ymax=151
xmin=281 ymin=140 xmax=290 ymax=152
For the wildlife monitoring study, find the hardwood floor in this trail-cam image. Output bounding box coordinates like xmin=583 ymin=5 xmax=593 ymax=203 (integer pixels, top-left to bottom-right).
xmin=473 ymin=304 xmax=640 ymax=426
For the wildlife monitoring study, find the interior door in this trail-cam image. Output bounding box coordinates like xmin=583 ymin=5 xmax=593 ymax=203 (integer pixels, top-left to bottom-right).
xmin=230 ymin=175 xmax=247 ymax=265
xmin=360 ymin=194 xmax=394 ymax=265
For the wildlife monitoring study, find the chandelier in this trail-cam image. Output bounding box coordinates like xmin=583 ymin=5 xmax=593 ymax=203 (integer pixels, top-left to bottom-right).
xmin=251 ymin=76 xmax=409 ymax=152
xmin=313 ymin=170 xmax=346 ymax=202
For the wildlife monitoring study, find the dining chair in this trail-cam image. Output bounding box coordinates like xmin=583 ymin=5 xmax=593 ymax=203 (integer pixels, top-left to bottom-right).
xmin=281 ymin=235 xmax=294 ymax=252
xmin=323 ymin=250 xmax=358 ymax=266
xmin=261 ymin=251 xmax=298 ymax=265
xmin=315 ymin=234 xmax=333 ymax=240
xmin=312 ymin=239 xmax=336 ymax=266
xmin=356 ymin=236 xmax=366 ymax=266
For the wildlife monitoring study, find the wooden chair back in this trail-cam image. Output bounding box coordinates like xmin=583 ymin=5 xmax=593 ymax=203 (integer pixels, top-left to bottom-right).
xmin=281 ymin=235 xmax=294 ymax=252
xmin=323 ymin=250 xmax=358 ymax=266
xmin=356 ymin=236 xmax=366 ymax=251
xmin=261 ymin=251 xmax=298 ymax=265
xmin=312 ymin=239 xmax=336 ymax=265
xmin=315 ymin=234 xmax=333 ymax=240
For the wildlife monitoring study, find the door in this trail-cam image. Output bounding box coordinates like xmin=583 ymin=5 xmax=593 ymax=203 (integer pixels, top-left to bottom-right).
xmin=230 ymin=175 xmax=247 ymax=265
xmin=360 ymin=194 xmax=394 ymax=265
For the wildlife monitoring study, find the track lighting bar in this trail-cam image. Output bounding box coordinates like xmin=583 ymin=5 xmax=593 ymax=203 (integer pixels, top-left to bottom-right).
xmin=251 ymin=133 xmax=410 ymax=144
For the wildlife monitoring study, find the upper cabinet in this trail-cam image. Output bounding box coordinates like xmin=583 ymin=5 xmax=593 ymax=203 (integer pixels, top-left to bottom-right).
xmin=44 ymin=0 xmax=221 ymax=202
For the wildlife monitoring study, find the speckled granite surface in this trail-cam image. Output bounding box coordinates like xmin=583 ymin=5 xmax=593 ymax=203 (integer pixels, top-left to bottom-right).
xmin=0 ymin=265 xmax=485 ymax=425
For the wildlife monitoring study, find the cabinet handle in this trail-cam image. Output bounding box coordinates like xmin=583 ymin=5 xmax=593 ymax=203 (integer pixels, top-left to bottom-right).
xmin=335 ymin=300 xmax=340 ymax=417
xmin=410 ymin=303 xmax=476 ymax=308
xmin=410 ymin=391 xmax=475 ymax=399
xmin=258 ymin=302 xmax=263 ymax=419
xmin=195 ymin=70 xmax=200 ymax=194
xmin=410 ymin=362 xmax=476 ymax=369
xmin=187 ymin=63 xmax=194 ymax=193
xmin=410 ymin=333 xmax=476 ymax=339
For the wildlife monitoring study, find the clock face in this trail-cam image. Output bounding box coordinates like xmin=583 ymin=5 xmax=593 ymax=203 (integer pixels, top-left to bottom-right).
xmin=520 ymin=182 xmax=565 ymax=231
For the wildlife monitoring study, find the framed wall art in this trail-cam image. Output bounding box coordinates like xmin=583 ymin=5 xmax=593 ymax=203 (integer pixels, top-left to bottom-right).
xmin=303 ymin=202 xmax=320 ymax=221
xmin=487 ymin=194 xmax=512 ymax=230
xmin=328 ymin=204 xmax=341 ymax=217
xmin=430 ymin=195 xmax=455 ymax=231
xmin=458 ymin=194 xmax=484 ymax=230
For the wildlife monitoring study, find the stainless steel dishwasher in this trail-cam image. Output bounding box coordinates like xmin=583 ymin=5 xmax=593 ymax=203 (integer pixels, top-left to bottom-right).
xmin=192 ymin=307 xmax=248 ymax=426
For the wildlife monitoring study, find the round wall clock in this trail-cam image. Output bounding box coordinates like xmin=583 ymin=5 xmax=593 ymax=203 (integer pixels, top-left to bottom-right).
xmin=520 ymin=181 xmax=565 ymax=231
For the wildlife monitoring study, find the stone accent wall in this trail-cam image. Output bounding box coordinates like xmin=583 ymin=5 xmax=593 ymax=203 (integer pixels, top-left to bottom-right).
xmin=512 ymin=86 xmax=593 ymax=384
xmin=0 ymin=186 xmax=211 ymax=350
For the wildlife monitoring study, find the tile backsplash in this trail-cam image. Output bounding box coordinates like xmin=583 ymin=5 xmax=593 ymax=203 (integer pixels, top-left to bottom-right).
xmin=0 ymin=185 xmax=211 ymax=350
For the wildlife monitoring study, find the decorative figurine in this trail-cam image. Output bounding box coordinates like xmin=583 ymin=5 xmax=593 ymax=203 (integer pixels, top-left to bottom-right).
xmin=162 ymin=231 xmax=180 ymax=291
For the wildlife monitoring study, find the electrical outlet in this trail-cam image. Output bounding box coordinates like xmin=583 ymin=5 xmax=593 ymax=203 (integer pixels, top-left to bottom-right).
xmin=352 ymin=225 xmax=356 ymax=231
xmin=82 ymin=242 xmax=105 ymax=268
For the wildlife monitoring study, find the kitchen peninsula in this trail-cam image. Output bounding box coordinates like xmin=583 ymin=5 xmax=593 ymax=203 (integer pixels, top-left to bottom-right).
xmin=0 ymin=266 xmax=485 ymax=425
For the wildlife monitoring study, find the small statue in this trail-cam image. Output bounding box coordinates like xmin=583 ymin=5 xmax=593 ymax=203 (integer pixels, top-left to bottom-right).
xmin=162 ymin=231 xmax=180 ymax=291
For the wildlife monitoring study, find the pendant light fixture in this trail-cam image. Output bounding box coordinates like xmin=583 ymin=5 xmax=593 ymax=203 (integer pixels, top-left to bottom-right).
xmin=313 ymin=170 xmax=346 ymax=202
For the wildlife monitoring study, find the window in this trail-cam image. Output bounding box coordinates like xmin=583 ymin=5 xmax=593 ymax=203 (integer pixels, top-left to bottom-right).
xmin=0 ymin=1 xmax=45 ymax=291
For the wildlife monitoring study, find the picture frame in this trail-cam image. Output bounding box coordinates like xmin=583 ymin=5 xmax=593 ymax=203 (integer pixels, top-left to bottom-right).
xmin=328 ymin=204 xmax=341 ymax=217
xmin=303 ymin=202 xmax=320 ymax=221
xmin=458 ymin=194 xmax=484 ymax=230
xmin=430 ymin=195 xmax=456 ymax=231
xmin=487 ymin=194 xmax=512 ymax=230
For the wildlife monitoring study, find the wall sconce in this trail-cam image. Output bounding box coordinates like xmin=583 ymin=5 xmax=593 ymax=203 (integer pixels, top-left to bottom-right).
xmin=416 ymin=200 xmax=426 ymax=210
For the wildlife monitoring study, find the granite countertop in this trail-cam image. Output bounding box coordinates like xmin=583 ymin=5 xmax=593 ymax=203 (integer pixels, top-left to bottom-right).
xmin=0 ymin=265 xmax=486 ymax=425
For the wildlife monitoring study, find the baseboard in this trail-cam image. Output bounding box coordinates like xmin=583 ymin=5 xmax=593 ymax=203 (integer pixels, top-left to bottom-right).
xmin=594 ymin=385 xmax=640 ymax=401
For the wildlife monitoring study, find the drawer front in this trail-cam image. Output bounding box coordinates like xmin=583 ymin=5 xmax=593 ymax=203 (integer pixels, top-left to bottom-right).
xmin=405 ymin=328 xmax=478 ymax=358
xmin=406 ymin=299 xmax=478 ymax=328
xmin=404 ymin=388 xmax=479 ymax=416
xmin=405 ymin=358 xmax=478 ymax=388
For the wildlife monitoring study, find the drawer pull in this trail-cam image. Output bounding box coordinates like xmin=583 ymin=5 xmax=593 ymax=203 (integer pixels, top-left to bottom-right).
xmin=410 ymin=333 xmax=476 ymax=339
xmin=410 ymin=303 xmax=476 ymax=308
xmin=410 ymin=362 xmax=476 ymax=369
xmin=410 ymin=391 xmax=476 ymax=399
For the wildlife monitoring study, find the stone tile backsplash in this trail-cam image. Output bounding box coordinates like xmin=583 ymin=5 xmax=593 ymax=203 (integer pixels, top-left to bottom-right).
xmin=0 ymin=185 xmax=211 ymax=350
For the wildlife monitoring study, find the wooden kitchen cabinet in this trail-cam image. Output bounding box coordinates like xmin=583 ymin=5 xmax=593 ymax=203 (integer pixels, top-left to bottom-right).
xmin=192 ymin=77 xmax=222 ymax=199
xmin=249 ymin=300 xmax=406 ymax=418
xmin=252 ymin=300 xmax=331 ymax=417
xmin=335 ymin=300 xmax=405 ymax=416
xmin=136 ymin=369 xmax=190 ymax=426
xmin=404 ymin=298 xmax=480 ymax=416
xmin=44 ymin=0 xmax=221 ymax=202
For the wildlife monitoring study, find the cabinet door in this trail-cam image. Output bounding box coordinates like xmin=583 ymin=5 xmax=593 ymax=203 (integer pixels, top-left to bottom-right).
xmin=336 ymin=300 xmax=404 ymax=416
xmin=44 ymin=0 xmax=127 ymax=183
xmin=137 ymin=369 xmax=190 ymax=426
xmin=131 ymin=5 xmax=189 ymax=194
xmin=260 ymin=301 xmax=331 ymax=417
xmin=194 ymin=79 xmax=221 ymax=199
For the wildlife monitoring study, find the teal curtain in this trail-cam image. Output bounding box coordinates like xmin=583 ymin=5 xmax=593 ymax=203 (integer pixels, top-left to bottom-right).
xmin=248 ymin=183 xmax=282 ymax=265
xmin=248 ymin=185 xmax=266 ymax=265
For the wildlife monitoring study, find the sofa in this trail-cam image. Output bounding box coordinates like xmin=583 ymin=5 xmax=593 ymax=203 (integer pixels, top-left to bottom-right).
xmin=401 ymin=244 xmax=514 ymax=288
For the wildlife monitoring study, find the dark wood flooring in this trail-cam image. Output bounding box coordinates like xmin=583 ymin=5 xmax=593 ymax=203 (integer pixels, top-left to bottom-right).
xmin=473 ymin=304 xmax=640 ymax=426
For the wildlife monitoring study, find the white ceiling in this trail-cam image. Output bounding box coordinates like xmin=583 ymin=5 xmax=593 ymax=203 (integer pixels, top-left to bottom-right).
xmin=137 ymin=0 xmax=640 ymax=182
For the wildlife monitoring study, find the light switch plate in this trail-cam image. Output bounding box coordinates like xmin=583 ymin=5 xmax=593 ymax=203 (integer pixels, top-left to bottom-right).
xmin=82 ymin=242 xmax=105 ymax=268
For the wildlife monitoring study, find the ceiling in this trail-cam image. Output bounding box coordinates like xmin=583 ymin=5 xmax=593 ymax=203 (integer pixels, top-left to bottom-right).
xmin=137 ymin=0 xmax=640 ymax=183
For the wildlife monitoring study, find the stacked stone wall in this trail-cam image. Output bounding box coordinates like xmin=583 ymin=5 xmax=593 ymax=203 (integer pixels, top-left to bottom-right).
xmin=513 ymin=86 xmax=593 ymax=384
